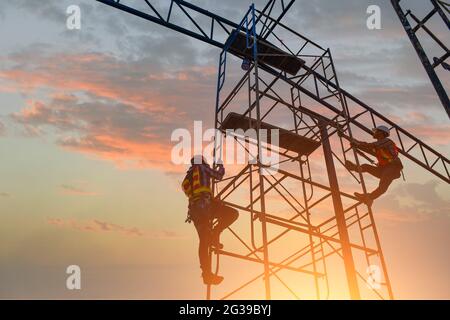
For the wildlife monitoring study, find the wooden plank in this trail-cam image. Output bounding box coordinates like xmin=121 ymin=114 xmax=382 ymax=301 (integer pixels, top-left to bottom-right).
xmin=221 ymin=112 xmax=321 ymax=156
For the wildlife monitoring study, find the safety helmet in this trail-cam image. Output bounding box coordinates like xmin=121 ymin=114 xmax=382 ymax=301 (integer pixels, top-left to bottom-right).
xmin=191 ymin=155 xmax=207 ymax=165
xmin=372 ymin=125 xmax=390 ymax=137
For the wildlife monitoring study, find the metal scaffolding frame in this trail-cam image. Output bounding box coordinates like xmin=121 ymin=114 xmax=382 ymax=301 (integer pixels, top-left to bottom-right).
xmin=209 ymin=5 xmax=395 ymax=300
xmin=96 ymin=0 xmax=295 ymax=50
xmin=96 ymin=1 xmax=449 ymax=185
xmin=95 ymin=0 xmax=450 ymax=300
xmin=391 ymin=0 xmax=450 ymax=119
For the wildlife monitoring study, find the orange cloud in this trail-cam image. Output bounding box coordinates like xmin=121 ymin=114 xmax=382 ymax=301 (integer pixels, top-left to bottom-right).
xmin=12 ymin=93 xmax=189 ymax=173
xmin=3 ymin=52 xmax=220 ymax=174
xmin=404 ymin=124 xmax=450 ymax=145
xmin=58 ymin=134 xmax=180 ymax=172
xmin=0 ymin=52 xmax=215 ymax=117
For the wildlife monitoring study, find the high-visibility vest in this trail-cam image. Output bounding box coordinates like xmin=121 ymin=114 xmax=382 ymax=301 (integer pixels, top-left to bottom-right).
xmin=181 ymin=175 xmax=192 ymax=198
xmin=181 ymin=166 xmax=212 ymax=201
xmin=375 ymin=140 xmax=400 ymax=167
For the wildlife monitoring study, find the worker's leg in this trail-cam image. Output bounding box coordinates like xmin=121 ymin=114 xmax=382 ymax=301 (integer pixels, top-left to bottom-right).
xmin=345 ymin=161 xmax=382 ymax=178
xmin=354 ymin=164 xmax=393 ymax=205
xmin=192 ymin=212 xmax=212 ymax=275
xmin=208 ymin=200 xmax=238 ymax=249
xmin=191 ymin=201 xmax=224 ymax=285
xmin=360 ymin=164 xmax=382 ymax=178
xmin=369 ymin=165 xmax=401 ymax=200
xmin=211 ymin=200 xmax=239 ymax=234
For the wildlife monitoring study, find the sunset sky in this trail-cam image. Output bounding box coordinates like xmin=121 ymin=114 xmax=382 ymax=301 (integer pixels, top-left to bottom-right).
xmin=0 ymin=0 xmax=449 ymax=299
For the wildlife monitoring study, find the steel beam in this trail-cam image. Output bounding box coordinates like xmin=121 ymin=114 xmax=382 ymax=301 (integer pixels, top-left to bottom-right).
xmin=319 ymin=121 xmax=360 ymax=300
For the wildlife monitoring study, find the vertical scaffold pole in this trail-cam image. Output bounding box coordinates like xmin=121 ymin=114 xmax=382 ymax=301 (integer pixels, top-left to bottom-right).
xmin=319 ymin=121 xmax=361 ymax=300
xmin=250 ymin=3 xmax=271 ymax=300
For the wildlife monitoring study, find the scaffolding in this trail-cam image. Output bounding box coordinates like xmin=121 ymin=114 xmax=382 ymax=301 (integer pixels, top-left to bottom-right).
xmin=95 ymin=0 xmax=450 ymax=300
xmin=209 ymin=4 xmax=449 ymax=300
xmin=391 ymin=0 xmax=450 ymax=118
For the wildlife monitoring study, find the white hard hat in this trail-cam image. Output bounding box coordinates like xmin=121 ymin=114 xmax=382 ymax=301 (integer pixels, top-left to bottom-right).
xmin=373 ymin=125 xmax=390 ymax=136
xmin=191 ymin=155 xmax=207 ymax=165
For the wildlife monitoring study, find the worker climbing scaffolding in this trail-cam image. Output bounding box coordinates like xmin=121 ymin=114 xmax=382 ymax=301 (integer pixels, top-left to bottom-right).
xmin=182 ymin=155 xmax=239 ymax=285
xmin=343 ymin=126 xmax=403 ymax=206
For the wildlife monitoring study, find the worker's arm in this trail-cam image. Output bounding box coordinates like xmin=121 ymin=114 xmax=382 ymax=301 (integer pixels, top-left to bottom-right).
xmin=205 ymin=164 xmax=225 ymax=181
xmin=351 ymin=140 xmax=374 ymax=149
xmin=351 ymin=140 xmax=376 ymax=154
xmin=338 ymin=132 xmax=376 ymax=154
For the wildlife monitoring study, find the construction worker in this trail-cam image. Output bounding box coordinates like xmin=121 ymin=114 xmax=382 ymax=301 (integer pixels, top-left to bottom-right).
xmin=344 ymin=125 xmax=403 ymax=206
xmin=182 ymin=155 xmax=239 ymax=285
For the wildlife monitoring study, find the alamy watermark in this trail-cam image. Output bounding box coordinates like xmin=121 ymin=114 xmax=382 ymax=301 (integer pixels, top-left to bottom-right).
xmin=171 ymin=121 xmax=280 ymax=174
xmin=367 ymin=5 xmax=381 ymax=30
xmin=66 ymin=265 xmax=81 ymax=290
xmin=66 ymin=5 xmax=81 ymax=30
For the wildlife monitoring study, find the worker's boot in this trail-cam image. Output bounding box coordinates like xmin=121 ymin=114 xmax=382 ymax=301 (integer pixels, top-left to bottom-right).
xmin=210 ymin=230 xmax=224 ymax=250
xmin=202 ymin=272 xmax=224 ymax=285
xmin=354 ymin=192 xmax=373 ymax=207
xmin=345 ymin=160 xmax=359 ymax=172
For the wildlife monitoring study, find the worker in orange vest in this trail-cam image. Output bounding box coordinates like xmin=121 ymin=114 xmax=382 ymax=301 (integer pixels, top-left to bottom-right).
xmin=182 ymin=155 xmax=239 ymax=285
xmin=344 ymin=126 xmax=403 ymax=206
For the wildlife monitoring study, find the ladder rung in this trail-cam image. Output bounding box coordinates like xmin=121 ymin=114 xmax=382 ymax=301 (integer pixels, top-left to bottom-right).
xmin=432 ymin=52 xmax=450 ymax=68
xmin=412 ymin=8 xmax=437 ymax=33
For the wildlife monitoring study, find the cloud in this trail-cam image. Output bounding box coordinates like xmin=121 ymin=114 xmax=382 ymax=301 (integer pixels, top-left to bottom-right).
xmin=2 ymin=0 xmax=64 ymax=22
xmin=1 ymin=50 xmax=219 ymax=172
xmin=11 ymin=93 xmax=183 ymax=172
xmin=376 ymin=180 xmax=450 ymax=224
xmin=388 ymin=111 xmax=450 ymax=146
xmin=60 ymin=184 xmax=98 ymax=196
xmin=403 ymin=124 xmax=450 ymax=146
xmin=47 ymin=218 xmax=184 ymax=239
xmin=0 ymin=49 xmax=215 ymax=116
